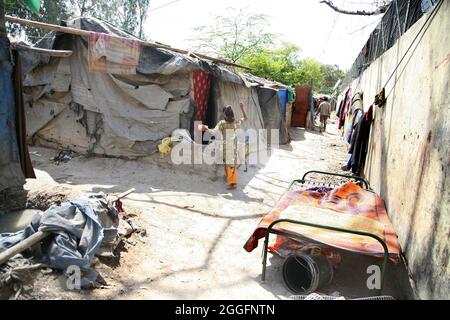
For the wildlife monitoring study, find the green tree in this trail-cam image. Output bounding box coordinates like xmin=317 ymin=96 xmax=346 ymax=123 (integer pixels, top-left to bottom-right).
xmin=192 ymin=8 xmax=276 ymax=63
xmin=5 ymin=0 xmax=72 ymax=42
xmin=6 ymin=0 xmax=151 ymax=41
xmin=136 ymin=0 xmax=151 ymax=39
xmin=319 ymin=64 xmax=345 ymax=94
xmin=239 ymin=43 xmax=325 ymax=91
xmin=296 ymin=58 xmax=324 ymax=91
xmin=71 ymin=0 xmax=150 ymax=39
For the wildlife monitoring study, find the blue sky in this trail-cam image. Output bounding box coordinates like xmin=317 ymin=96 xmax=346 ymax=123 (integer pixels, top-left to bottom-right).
xmin=144 ymin=0 xmax=384 ymax=70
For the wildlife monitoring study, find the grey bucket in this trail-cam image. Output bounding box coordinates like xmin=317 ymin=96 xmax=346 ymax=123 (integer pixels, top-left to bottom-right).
xmin=282 ymin=254 xmax=333 ymax=294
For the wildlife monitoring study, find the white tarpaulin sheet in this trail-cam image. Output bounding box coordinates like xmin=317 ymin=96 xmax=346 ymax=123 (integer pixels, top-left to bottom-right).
xmin=70 ymin=38 xmax=184 ymax=142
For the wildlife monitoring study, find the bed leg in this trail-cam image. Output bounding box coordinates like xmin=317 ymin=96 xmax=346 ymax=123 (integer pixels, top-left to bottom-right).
xmin=378 ymin=252 xmax=388 ymax=295
xmin=261 ymin=231 xmax=270 ymax=282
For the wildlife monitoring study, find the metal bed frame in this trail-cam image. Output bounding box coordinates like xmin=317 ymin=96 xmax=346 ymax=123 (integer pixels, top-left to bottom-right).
xmin=261 ymin=170 xmax=389 ymax=295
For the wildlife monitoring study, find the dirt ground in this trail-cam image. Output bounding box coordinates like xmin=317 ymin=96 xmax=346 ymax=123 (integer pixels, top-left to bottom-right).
xmin=11 ymin=116 xmax=414 ymax=300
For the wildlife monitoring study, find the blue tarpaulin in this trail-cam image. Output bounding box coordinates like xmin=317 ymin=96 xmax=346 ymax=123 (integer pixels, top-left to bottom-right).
xmin=0 ymin=35 xmax=24 ymax=191
xmin=0 ymin=193 xmax=115 ymax=288
xmin=278 ymin=89 xmax=288 ymax=117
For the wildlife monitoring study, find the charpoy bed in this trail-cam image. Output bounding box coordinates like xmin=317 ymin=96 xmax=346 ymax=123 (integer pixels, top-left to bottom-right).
xmin=244 ymin=171 xmax=400 ymax=294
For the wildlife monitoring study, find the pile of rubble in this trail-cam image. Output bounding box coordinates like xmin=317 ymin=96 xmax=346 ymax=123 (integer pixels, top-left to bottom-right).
xmin=0 ymin=189 xmax=145 ymax=299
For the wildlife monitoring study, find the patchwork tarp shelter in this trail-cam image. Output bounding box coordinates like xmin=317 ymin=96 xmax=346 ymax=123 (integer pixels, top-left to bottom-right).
xmin=20 ymin=17 xmax=289 ymax=158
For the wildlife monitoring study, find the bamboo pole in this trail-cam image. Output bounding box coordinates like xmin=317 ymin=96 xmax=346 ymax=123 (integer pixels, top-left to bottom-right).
xmin=12 ymin=43 xmax=72 ymax=57
xmin=5 ymin=15 xmax=251 ymax=70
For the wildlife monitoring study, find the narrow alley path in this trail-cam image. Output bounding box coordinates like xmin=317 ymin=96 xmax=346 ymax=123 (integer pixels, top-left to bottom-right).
xmin=21 ymin=117 xmax=412 ymax=299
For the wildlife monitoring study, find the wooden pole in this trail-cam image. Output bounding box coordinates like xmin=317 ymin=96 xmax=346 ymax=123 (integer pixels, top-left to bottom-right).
xmin=0 ymin=231 xmax=49 ymax=266
xmin=4 ymin=15 xmax=252 ymax=70
xmin=111 ymin=188 xmax=136 ymax=202
xmin=11 ymin=43 xmax=73 ymax=57
xmin=0 ymin=0 xmax=5 ymax=36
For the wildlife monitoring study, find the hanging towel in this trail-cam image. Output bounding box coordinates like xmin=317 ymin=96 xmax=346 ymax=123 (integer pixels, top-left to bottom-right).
xmin=88 ymin=32 xmax=141 ymax=74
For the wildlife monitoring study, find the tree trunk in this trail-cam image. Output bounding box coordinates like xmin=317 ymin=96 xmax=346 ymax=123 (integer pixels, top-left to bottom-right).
xmin=139 ymin=17 xmax=144 ymax=39
xmin=81 ymin=0 xmax=87 ymax=16
xmin=0 ymin=0 xmax=6 ymax=36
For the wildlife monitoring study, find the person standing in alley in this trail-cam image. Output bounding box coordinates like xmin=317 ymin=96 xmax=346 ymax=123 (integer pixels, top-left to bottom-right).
xmin=200 ymin=102 xmax=247 ymax=189
xmin=317 ymin=96 xmax=331 ymax=132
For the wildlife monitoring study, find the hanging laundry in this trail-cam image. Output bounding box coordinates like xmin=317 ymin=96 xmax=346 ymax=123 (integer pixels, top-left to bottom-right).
xmin=344 ymin=108 xmax=364 ymax=144
xmin=88 ymin=32 xmax=141 ymax=74
xmin=336 ymin=99 xmax=344 ymax=118
xmin=339 ymin=88 xmax=352 ymax=130
xmin=192 ymin=70 xmax=211 ymax=122
xmin=349 ymin=105 xmax=374 ymax=175
xmin=343 ymin=92 xmax=364 ymax=143
xmin=12 ymin=50 xmax=35 ymax=179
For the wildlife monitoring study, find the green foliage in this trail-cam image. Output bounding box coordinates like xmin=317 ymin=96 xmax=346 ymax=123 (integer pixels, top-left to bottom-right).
xmin=5 ymin=0 xmax=151 ymax=42
xmin=193 ymin=9 xmax=344 ymax=92
xmin=5 ymin=0 xmax=72 ymax=41
xmin=239 ymin=43 xmax=329 ymax=92
xmin=71 ymin=0 xmax=151 ymax=38
xmin=319 ymin=64 xmax=345 ymax=94
xmin=192 ymin=8 xmax=276 ymax=63
xmin=296 ymin=58 xmax=324 ymax=90
xmin=136 ymin=0 xmax=151 ymax=39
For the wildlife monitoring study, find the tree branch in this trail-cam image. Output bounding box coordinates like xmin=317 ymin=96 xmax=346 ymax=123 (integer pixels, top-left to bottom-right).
xmin=320 ymin=0 xmax=389 ymax=16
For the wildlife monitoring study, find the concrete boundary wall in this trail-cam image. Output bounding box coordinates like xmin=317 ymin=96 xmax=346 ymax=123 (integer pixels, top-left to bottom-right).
xmin=345 ymin=2 xmax=449 ymax=300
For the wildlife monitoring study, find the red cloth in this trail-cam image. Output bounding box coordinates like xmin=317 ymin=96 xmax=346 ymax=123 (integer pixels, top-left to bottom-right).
xmin=339 ymin=88 xmax=352 ymax=129
xmin=193 ymin=70 xmax=211 ymax=122
xmin=366 ymin=105 xmax=373 ymax=122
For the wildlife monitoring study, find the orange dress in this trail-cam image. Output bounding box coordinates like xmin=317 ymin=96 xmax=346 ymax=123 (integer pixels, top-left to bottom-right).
xmin=214 ymin=119 xmax=244 ymax=187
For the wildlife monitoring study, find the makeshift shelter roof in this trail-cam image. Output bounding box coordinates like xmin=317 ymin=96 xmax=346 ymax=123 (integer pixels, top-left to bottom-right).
xmin=240 ymin=72 xmax=288 ymax=90
xmin=20 ymin=16 xmax=245 ymax=85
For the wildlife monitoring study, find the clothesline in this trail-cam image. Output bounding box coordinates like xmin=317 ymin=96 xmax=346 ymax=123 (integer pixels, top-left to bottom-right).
xmin=4 ymin=14 xmax=252 ymax=71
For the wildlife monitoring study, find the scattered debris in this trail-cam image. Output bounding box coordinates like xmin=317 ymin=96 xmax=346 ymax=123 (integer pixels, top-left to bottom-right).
xmin=0 ymin=187 xmax=28 ymax=214
xmin=50 ymin=150 xmax=74 ymax=165
xmin=158 ymin=137 xmax=173 ymax=157
xmin=26 ymin=188 xmax=71 ymax=211
xmin=0 ymin=188 xmax=145 ymax=299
